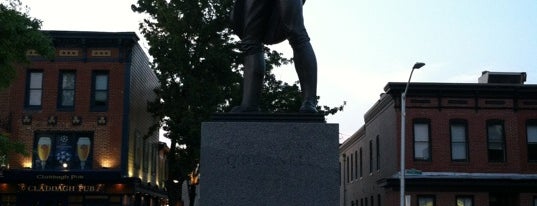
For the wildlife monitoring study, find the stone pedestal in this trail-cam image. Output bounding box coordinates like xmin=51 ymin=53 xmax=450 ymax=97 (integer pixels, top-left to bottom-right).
xmin=199 ymin=114 xmax=339 ymax=206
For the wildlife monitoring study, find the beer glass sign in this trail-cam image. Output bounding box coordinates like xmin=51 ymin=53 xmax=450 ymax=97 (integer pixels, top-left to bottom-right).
xmin=77 ymin=137 xmax=91 ymax=169
xmin=37 ymin=137 xmax=51 ymax=169
xmin=34 ymin=133 xmax=93 ymax=170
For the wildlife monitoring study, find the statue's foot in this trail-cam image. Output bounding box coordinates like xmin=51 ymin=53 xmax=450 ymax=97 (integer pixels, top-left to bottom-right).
xmin=299 ymin=101 xmax=318 ymax=113
xmin=230 ymin=105 xmax=261 ymax=113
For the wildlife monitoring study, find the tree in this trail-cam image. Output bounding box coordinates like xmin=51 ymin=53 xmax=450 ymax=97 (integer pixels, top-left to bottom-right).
xmin=0 ymin=0 xmax=52 ymax=168
xmin=0 ymin=0 xmax=55 ymax=90
xmin=131 ymin=0 xmax=343 ymax=204
xmin=0 ymin=132 xmax=28 ymax=168
xmin=132 ymin=1 xmax=240 ymax=204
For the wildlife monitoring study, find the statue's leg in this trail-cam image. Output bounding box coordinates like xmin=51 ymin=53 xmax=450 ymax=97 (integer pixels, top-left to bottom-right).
xmin=291 ymin=39 xmax=318 ymax=113
xmin=231 ymin=0 xmax=269 ymax=113
xmin=231 ymin=52 xmax=265 ymax=112
xmin=282 ymin=0 xmax=318 ymax=113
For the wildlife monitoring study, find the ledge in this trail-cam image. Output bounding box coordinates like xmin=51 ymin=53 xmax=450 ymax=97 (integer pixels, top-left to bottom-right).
xmin=210 ymin=112 xmax=326 ymax=123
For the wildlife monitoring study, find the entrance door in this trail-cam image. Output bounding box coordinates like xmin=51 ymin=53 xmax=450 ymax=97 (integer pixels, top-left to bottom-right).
xmin=489 ymin=193 xmax=518 ymax=206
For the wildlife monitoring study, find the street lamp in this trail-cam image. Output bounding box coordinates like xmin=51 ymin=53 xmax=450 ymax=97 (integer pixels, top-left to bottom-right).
xmin=400 ymin=62 xmax=425 ymax=206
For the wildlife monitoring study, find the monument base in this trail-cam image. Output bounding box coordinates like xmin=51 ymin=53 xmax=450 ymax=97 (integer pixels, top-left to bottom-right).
xmin=200 ymin=115 xmax=339 ymax=206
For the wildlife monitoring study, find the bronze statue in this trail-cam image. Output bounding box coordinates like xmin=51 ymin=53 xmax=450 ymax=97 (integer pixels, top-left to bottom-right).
xmin=230 ymin=0 xmax=318 ymax=113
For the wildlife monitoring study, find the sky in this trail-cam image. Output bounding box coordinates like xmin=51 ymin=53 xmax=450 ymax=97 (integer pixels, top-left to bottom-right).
xmin=17 ymin=0 xmax=537 ymax=143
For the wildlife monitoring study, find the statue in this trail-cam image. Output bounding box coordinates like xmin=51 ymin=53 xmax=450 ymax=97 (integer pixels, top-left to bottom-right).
xmin=230 ymin=0 xmax=318 ymax=113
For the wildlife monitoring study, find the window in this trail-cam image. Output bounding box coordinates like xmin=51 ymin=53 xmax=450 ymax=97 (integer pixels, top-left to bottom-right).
xmin=527 ymin=120 xmax=537 ymax=162
xmin=418 ymin=195 xmax=435 ymax=206
xmin=456 ymin=196 xmax=473 ymax=206
xmin=487 ymin=120 xmax=506 ymax=162
xmin=377 ymin=194 xmax=381 ymax=206
xmin=346 ymin=155 xmax=350 ymax=182
xmin=143 ymin=138 xmax=149 ymax=171
xmin=376 ymin=136 xmax=380 ymax=170
xmin=489 ymin=193 xmax=516 ymax=206
xmin=351 ymin=152 xmax=354 ymax=180
xmin=369 ymin=140 xmax=373 ymax=173
xmin=25 ymin=70 xmax=43 ymax=108
xmin=134 ymin=131 xmax=142 ymax=168
xmin=91 ymin=71 xmax=109 ymax=111
xmin=58 ymin=71 xmax=76 ymax=109
xmin=359 ymin=148 xmax=363 ymax=178
xmin=151 ymin=143 xmax=157 ymax=176
xmin=414 ymin=119 xmax=431 ymax=160
xmin=354 ymin=150 xmax=358 ymax=179
xmin=450 ymin=120 xmax=469 ymax=161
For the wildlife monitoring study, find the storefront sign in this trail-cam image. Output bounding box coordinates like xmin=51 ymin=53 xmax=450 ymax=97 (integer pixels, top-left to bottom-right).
xmin=1 ymin=170 xmax=122 ymax=182
xmin=17 ymin=183 xmax=104 ymax=193
xmin=36 ymin=174 xmax=85 ymax=181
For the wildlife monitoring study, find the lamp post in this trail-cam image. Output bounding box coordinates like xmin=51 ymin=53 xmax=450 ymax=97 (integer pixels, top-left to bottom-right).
xmin=400 ymin=62 xmax=425 ymax=206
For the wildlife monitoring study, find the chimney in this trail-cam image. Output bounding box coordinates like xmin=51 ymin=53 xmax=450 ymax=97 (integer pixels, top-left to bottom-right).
xmin=478 ymin=71 xmax=527 ymax=84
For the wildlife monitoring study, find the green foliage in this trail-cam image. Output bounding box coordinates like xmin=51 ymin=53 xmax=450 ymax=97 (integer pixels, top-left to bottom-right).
xmin=0 ymin=132 xmax=28 ymax=159
xmin=132 ymin=0 xmax=344 ymax=191
xmin=0 ymin=0 xmax=55 ymax=89
xmin=132 ymin=0 xmax=240 ymax=179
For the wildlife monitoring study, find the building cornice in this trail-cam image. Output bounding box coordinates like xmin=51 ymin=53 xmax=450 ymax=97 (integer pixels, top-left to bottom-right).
xmin=384 ymin=82 xmax=537 ymax=99
xmin=43 ymin=30 xmax=139 ymax=48
xmin=339 ymin=125 xmax=365 ymax=152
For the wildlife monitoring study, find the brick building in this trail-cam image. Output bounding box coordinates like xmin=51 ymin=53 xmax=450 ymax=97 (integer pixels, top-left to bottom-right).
xmin=0 ymin=30 xmax=168 ymax=205
xmin=340 ymin=71 xmax=537 ymax=206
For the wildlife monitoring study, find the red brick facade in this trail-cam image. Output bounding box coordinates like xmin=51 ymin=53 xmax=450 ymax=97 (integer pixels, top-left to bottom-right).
xmin=340 ymin=75 xmax=537 ymax=206
xmin=7 ymin=60 xmax=126 ymax=170
xmin=0 ymin=31 xmax=167 ymax=206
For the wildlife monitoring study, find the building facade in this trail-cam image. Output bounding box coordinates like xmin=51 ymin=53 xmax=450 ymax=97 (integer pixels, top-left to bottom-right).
xmin=340 ymin=72 xmax=537 ymax=206
xmin=0 ymin=30 xmax=168 ymax=206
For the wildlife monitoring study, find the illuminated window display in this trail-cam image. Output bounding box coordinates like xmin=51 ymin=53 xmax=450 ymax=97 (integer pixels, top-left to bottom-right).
xmin=33 ymin=132 xmax=93 ymax=170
